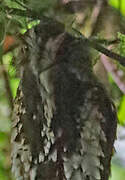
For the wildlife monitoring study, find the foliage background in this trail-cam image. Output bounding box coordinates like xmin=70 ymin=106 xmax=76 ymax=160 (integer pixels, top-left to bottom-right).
xmin=0 ymin=0 xmax=125 ymax=179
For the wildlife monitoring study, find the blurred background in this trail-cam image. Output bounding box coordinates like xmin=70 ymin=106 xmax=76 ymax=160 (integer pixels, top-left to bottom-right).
xmin=0 ymin=0 xmax=125 ymax=179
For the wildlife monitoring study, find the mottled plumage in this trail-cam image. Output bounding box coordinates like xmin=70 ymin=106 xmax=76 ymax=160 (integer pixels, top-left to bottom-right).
xmin=11 ymin=20 xmax=117 ymax=180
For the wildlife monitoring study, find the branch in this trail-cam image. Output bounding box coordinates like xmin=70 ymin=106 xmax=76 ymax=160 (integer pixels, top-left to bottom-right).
xmin=94 ymin=38 xmax=119 ymax=45
xmin=73 ymin=29 xmax=125 ymax=66
xmin=89 ymin=39 xmax=125 ymax=66
xmin=0 ymin=62 xmax=13 ymax=110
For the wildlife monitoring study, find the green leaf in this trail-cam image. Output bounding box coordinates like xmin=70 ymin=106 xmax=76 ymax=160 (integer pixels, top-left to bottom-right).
xmin=3 ymin=52 xmax=13 ymax=66
xmin=10 ymin=78 xmax=20 ymax=98
xmin=117 ymin=32 xmax=125 ymax=57
xmin=109 ymin=0 xmax=125 ymax=16
xmin=118 ymin=95 xmax=125 ymax=125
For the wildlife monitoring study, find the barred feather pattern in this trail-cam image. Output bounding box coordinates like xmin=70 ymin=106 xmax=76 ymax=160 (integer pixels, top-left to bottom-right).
xmin=11 ymin=20 xmax=117 ymax=180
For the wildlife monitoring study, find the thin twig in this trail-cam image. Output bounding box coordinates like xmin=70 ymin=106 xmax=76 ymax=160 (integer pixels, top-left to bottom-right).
xmin=73 ymin=28 xmax=125 ymax=66
xmin=14 ymin=0 xmax=29 ymax=10
xmin=0 ymin=61 xmax=13 ymax=110
xmin=89 ymin=39 xmax=125 ymax=66
xmin=94 ymin=38 xmax=119 ymax=45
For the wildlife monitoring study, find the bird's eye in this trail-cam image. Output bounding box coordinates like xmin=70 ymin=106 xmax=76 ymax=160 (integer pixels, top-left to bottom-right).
xmin=21 ymin=45 xmax=28 ymax=53
xmin=24 ymin=45 xmax=28 ymax=51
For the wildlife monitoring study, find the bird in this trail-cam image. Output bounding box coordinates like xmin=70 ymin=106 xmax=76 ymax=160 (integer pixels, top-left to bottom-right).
xmin=11 ymin=18 xmax=117 ymax=180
